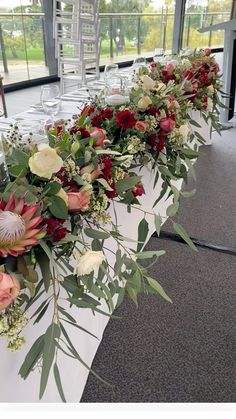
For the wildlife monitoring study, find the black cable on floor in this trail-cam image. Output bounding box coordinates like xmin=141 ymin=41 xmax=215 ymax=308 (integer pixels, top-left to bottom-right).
xmin=152 ymin=231 xmax=236 ymax=256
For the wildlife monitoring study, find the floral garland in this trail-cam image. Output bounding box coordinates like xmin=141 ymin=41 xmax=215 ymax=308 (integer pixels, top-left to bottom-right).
xmin=0 ymin=48 xmax=222 ymax=402
xmin=145 ymin=48 xmax=223 ymax=135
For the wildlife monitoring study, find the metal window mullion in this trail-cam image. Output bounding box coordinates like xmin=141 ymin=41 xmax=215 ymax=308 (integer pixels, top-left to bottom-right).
xmin=172 ymin=0 xmax=186 ymax=54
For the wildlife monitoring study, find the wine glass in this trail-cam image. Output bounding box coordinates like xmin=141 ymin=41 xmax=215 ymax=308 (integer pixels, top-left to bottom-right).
xmin=104 ymin=63 xmax=119 ymax=85
xmin=153 ymin=48 xmax=164 ymax=63
xmin=40 ymin=85 xmax=61 ymax=121
xmin=132 ymin=56 xmax=147 ymax=71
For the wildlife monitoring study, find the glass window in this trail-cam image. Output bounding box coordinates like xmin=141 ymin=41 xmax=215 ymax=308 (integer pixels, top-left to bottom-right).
xmin=99 ymin=0 xmax=176 ymax=65
xmin=182 ymin=0 xmax=232 ymax=50
xmin=0 ymin=0 xmax=57 ymax=86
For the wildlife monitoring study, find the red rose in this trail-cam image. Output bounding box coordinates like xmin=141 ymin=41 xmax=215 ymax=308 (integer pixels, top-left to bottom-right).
xmin=133 ymin=183 xmax=145 ymax=197
xmin=150 ymin=62 xmax=157 ymax=68
xmin=160 ymin=116 xmax=175 ymax=133
xmin=53 ymin=227 xmax=68 ymax=242
xmin=116 ymin=110 xmax=137 ymax=129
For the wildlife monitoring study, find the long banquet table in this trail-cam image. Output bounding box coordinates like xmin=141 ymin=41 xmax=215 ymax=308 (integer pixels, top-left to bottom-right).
xmin=0 ymin=82 xmax=200 ymax=402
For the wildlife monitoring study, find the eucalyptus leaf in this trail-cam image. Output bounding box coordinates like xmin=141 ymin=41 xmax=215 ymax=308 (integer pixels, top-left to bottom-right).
xmin=84 ymin=227 xmax=110 ymax=240
xmin=137 ymin=218 xmax=149 ymax=252
xmin=173 ymin=222 xmax=198 ymax=251
xmin=19 ymin=335 xmax=44 ymax=380
xmin=54 ymin=363 xmax=66 ymax=403
xmin=146 ymin=277 xmax=172 ymax=303
xmin=39 ymin=323 xmax=61 ymax=399
xmin=154 ymin=214 xmax=162 ymax=237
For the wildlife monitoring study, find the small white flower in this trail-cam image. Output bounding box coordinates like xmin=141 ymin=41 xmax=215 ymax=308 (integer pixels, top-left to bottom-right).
xmin=207 ymin=85 xmax=215 ymax=96
xmin=179 ymin=124 xmax=190 ymax=140
xmin=81 ymin=173 xmax=92 ymax=183
xmin=207 ymin=98 xmax=213 ymax=112
xmin=75 ymin=251 xmax=105 ymax=276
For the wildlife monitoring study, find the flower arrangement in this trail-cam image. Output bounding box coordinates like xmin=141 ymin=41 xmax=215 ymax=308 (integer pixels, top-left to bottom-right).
xmin=146 ymin=48 xmax=223 ymax=135
xmin=0 ymin=113 xmax=174 ymax=401
xmin=0 ymin=49 xmax=222 ymax=401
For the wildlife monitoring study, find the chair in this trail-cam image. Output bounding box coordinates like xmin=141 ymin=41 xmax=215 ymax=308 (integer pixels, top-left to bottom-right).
xmin=53 ymin=0 xmax=101 ymax=93
xmin=0 ymin=76 xmax=7 ymax=118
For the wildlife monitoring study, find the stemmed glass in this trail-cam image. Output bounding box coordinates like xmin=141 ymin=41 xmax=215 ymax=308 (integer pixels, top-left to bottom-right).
xmin=40 ymin=85 xmax=61 ymax=122
xmin=153 ymin=48 xmax=164 ymax=63
xmin=104 ymin=63 xmax=119 ymax=85
xmin=132 ymin=56 xmax=147 ymax=71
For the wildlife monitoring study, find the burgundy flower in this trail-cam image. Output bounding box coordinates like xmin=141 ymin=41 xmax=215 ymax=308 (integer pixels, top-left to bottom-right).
xmin=45 ymin=219 xmax=63 ymax=235
xmin=183 ymin=70 xmax=195 ymax=81
xmin=99 ymin=154 xmax=112 ymax=180
xmin=147 ymin=107 xmax=160 ymax=116
xmin=149 ymin=131 xmax=165 ymax=154
xmin=101 ymin=108 xmax=114 ymax=119
xmin=53 ymin=227 xmax=68 ymax=242
xmin=91 ymin=113 xmax=103 ymax=127
xmin=156 ymin=131 xmax=165 ymax=153
xmin=133 ymin=183 xmax=145 ymax=197
xmin=80 ymin=104 xmax=95 ymax=116
xmin=69 ymin=125 xmax=90 ymax=138
xmin=116 ymin=110 xmax=137 ymax=129
xmin=106 ymin=180 xmax=116 ymax=199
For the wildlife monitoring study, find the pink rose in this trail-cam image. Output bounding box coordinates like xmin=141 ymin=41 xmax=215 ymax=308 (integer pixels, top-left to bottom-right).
xmin=90 ymin=128 xmax=107 ymax=147
xmin=80 ymin=164 xmax=103 ymax=181
xmin=166 ymin=63 xmax=174 ymax=74
xmin=0 ymin=273 xmax=20 ymax=310
xmin=159 ymin=117 xmax=175 ymax=133
xmin=67 ymin=191 xmax=90 ymax=212
xmin=135 ymin=121 xmax=147 ymax=133
xmin=204 ymin=48 xmax=212 ymax=56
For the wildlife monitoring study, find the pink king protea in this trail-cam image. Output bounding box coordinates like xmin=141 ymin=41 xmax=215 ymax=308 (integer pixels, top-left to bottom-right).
xmin=0 ymin=194 xmax=43 ymax=257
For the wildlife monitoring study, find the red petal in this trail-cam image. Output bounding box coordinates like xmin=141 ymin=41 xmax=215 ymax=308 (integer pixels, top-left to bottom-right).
xmin=22 ymin=206 xmax=39 ymax=222
xmin=26 ymin=216 xmax=43 ymax=229
xmin=13 ymin=198 xmax=25 ymax=215
xmin=4 ymin=194 xmax=15 ymax=211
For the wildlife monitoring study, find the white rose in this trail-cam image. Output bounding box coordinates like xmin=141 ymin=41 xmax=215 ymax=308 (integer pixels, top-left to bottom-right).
xmin=75 ymin=251 xmax=105 ymax=276
xmin=29 ymin=144 xmax=63 ymax=179
xmin=207 ymin=85 xmax=215 ymax=96
xmin=56 ymin=188 xmax=68 ymax=206
xmin=137 ymin=95 xmax=152 ymax=110
xmin=141 ymin=75 xmax=156 ymax=92
xmin=179 ymin=124 xmax=190 ymax=140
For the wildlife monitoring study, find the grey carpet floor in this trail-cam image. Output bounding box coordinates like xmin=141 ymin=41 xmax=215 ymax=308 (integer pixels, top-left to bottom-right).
xmin=81 ymin=128 xmax=236 ymax=402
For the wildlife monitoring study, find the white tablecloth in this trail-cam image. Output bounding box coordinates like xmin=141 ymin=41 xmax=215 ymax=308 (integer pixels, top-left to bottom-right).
xmin=0 ymin=99 xmax=192 ymax=402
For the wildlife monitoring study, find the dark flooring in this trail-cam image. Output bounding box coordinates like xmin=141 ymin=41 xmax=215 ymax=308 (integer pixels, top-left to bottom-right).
xmin=81 ymin=128 xmax=236 ymax=402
